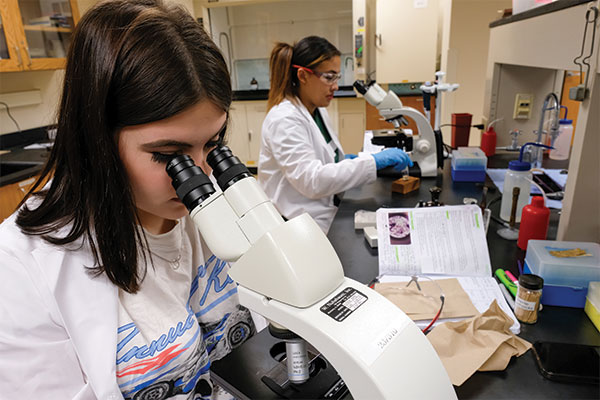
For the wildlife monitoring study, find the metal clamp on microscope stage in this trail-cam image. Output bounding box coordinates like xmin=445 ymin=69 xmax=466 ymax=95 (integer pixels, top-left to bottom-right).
xmin=166 ymin=146 xmax=456 ymax=400
xmin=353 ymin=80 xmax=443 ymax=178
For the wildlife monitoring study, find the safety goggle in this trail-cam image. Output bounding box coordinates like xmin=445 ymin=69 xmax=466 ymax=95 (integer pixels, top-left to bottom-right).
xmin=292 ymin=64 xmax=342 ymax=85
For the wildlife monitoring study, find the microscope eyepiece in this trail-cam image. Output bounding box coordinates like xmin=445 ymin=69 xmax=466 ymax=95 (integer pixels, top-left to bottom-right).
xmin=207 ymin=145 xmax=252 ymax=191
xmin=166 ymin=155 xmax=215 ymax=211
xmin=353 ymin=80 xmax=368 ymax=95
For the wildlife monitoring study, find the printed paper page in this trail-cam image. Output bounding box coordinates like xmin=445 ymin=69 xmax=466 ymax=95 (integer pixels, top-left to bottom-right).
xmin=376 ymin=205 xmax=491 ymax=277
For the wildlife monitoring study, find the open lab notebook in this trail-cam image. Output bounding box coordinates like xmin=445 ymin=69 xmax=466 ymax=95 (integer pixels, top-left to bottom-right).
xmin=376 ymin=205 xmax=520 ymax=334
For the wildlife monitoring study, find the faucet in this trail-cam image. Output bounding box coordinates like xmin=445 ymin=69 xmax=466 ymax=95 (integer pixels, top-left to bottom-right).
xmin=344 ymin=56 xmax=354 ymax=71
xmin=495 ymin=129 xmax=522 ymax=153
xmin=532 ymin=93 xmax=560 ymax=168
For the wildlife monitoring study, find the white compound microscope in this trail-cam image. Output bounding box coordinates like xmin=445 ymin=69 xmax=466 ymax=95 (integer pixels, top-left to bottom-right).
xmin=166 ymin=146 xmax=456 ymax=399
xmin=354 ymin=80 xmax=442 ymax=178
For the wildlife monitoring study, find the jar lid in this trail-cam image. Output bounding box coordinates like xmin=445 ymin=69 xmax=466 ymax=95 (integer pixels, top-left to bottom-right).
xmin=519 ymin=273 xmax=544 ymax=290
xmin=508 ymin=160 xmax=531 ymax=171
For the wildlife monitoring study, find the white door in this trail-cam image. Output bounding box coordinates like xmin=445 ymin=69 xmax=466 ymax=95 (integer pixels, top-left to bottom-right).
xmin=375 ymin=0 xmax=438 ymax=83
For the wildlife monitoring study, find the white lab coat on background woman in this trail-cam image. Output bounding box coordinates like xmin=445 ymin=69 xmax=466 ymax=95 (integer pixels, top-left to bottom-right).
xmin=258 ymin=98 xmax=377 ymax=233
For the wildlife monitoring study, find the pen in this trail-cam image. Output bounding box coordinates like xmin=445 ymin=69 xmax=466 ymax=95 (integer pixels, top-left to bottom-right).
xmin=367 ymin=276 xmax=380 ymax=289
xmin=505 ymin=270 xmax=518 ymax=283
xmin=494 ymin=269 xmax=518 ymax=297
xmin=498 ymin=282 xmax=515 ymax=310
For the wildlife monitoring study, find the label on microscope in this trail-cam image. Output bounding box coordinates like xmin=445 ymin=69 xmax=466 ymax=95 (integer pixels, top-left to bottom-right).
xmin=320 ymin=287 xmax=368 ymax=322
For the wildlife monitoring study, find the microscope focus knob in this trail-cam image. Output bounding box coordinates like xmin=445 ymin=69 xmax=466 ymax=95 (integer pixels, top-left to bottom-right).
xmin=415 ymin=139 xmax=431 ymax=153
xmin=430 ymin=186 xmax=442 ymax=203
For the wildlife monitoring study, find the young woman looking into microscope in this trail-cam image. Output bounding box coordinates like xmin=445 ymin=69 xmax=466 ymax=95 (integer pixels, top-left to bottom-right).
xmin=0 ymin=1 xmax=255 ymax=398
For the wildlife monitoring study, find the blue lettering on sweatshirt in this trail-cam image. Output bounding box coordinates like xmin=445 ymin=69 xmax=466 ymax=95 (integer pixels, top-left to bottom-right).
xmin=117 ymin=313 xmax=197 ymax=364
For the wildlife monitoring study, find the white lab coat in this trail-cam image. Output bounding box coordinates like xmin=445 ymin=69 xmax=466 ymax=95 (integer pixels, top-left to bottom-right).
xmin=0 ymin=213 xmax=122 ymax=399
xmin=258 ymin=98 xmax=377 ymax=233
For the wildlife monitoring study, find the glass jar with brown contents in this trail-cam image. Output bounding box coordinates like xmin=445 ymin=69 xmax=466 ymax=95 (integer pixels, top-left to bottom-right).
xmin=515 ymin=274 xmax=544 ymax=324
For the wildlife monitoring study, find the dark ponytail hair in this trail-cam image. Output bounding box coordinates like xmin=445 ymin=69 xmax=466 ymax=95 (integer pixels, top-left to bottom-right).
xmin=267 ymin=36 xmax=340 ymax=111
xmin=16 ymin=0 xmax=232 ymax=293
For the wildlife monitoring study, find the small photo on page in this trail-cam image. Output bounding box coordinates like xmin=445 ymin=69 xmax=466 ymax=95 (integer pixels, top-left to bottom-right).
xmin=388 ymin=212 xmax=411 ymax=245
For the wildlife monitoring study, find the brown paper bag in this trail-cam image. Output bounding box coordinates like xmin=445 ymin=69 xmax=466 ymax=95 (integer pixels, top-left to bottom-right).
xmin=426 ymin=300 xmax=531 ymax=386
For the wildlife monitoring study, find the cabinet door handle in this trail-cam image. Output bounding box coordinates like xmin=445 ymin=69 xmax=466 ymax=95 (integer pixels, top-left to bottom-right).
xmin=24 ymin=44 xmax=32 ymax=66
xmin=375 ymin=34 xmax=382 ymax=48
xmin=248 ymin=130 xmax=252 ymax=141
xmin=18 ymin=177 xmax=36 ymax=193
xmin=13 ymin=46 xmax=22 ymax=67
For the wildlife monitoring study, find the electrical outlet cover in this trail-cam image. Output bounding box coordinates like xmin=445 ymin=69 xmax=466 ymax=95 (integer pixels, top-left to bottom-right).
xmin=513 ymin=93 xmax=533 ymax=120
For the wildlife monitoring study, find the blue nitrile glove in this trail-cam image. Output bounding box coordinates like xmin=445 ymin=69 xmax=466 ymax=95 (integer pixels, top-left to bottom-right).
xmin=372 ymin=148 xmax=413 ymax=170
xmin=344 ymin=154 xmax=358 ymax=160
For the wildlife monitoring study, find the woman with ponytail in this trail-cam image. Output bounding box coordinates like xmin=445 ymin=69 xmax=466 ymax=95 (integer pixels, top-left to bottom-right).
xmin=258 ymin=36 xmax=412 ymax=233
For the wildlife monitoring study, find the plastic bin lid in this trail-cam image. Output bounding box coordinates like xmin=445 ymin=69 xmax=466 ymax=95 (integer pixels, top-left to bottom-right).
xmin=525 ymin=241 xmax=600 ymax=286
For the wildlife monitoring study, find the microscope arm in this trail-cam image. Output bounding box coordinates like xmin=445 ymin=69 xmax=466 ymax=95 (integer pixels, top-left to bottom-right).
xmin=354 ymin=80 xmax=440 ymax=177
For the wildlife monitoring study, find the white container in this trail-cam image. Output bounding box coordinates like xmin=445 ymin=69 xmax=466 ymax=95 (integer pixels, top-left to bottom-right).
xmin=549 ymin=119 xmax=573 ymax=160
xmin=512 ymin=0 xmax=555 ymax=15
xmin=500 ymin=160 xmax=531 ymax=222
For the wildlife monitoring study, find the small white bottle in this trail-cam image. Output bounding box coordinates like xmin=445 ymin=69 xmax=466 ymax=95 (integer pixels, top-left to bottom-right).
xmin=549 ymin=116 xmax=573 ymax=160
xmin=500 ymin=160 xmax=531 ymax=223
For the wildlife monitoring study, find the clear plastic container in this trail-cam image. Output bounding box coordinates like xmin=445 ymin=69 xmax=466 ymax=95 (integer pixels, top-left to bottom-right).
xmin=549 ymin=119 xmax=573 ymax=160
xmin=524 ymin=240 xmax=600 ymax=287
xmin=451 ymin=147 xmax=487 ymax=170
xmin=500 ymin=160 xmax=531 ymax=222
xmin=512 ymin=0 xmax=555 ymax=14
xmin=524 ymin=241 xmax=600 ymax=308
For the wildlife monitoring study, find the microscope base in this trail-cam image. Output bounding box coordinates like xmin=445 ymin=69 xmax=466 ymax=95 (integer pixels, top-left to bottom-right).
xmin=236 ymin=278 xmax=457 ymax=400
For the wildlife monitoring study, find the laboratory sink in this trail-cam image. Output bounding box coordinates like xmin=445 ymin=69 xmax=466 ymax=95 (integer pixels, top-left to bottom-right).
xmin=0 ymin=148 xmax=50 ymax=185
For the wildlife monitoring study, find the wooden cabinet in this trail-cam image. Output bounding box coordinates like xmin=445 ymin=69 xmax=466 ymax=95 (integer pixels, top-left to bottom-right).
xmin=228 ymin=100 xmax=267 ymax=169
xmin=0 ymin=0 xmax=80 ymax=72
xmin=0 ymin=174 xmax=36 ymax=222
xmin=375 ymin=0 xmax=438 ymax=83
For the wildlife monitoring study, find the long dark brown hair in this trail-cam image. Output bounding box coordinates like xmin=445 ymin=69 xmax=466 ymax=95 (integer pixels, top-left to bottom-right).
xmin=267 ymin=36 xmax=340 ymax=111
xmin=16 ymin=0 xmax=232 ymax=293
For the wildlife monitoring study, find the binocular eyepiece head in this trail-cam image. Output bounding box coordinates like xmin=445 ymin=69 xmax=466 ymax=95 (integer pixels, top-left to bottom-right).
xmin=166 ymin=145 xmax=252 ymax=211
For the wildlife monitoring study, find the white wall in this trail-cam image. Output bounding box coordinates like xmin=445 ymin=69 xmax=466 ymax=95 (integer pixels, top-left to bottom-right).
xmin=0 ymin=70 xmax=63 ymax=135
xmin=226 ymin=0 xmax=352 ymax=59
xmin=488 ymin=64 xmax=561 ymax=148
xmin=441 ymin=0 xmax=511 ymax=146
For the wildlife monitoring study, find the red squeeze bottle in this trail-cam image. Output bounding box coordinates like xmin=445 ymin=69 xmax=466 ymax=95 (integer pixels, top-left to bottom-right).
xmin=518 ymin=196 xmax=550 ymax=250
xmin=480 ymin=125 xmax=496 ymax=157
